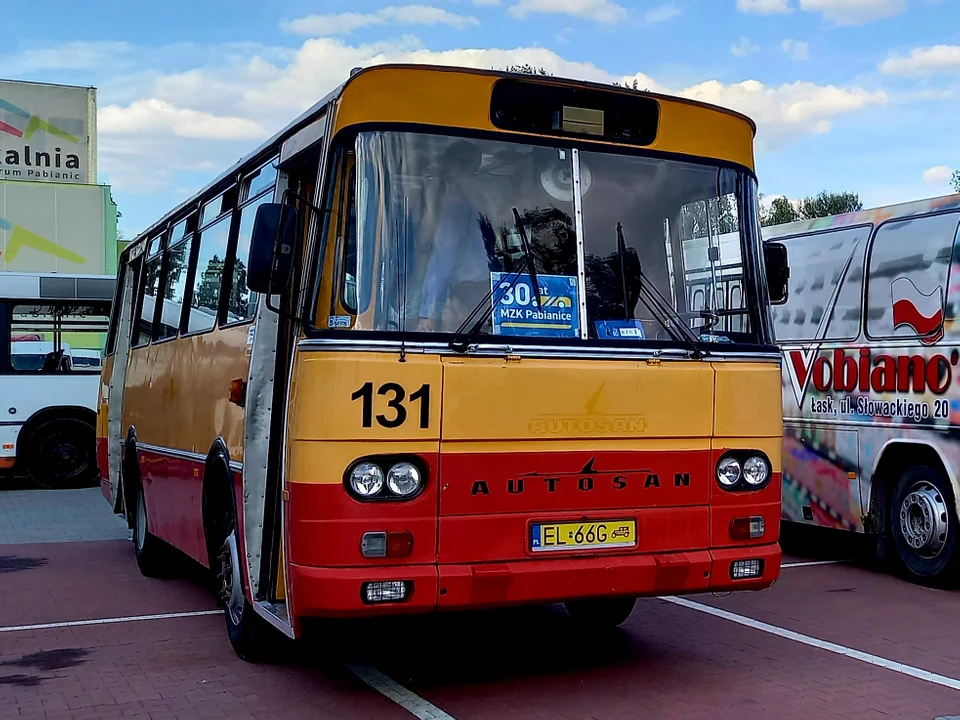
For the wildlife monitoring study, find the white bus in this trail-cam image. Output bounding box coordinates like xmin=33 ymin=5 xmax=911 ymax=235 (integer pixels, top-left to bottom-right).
xmin=0 ymin=271 xmax=114 ymax=487
xmin=763 ymin=193 xmax=960 ymax=586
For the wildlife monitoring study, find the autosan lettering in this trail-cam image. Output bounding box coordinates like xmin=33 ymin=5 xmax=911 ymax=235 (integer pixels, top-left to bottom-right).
xmin=786 ymin=347 xmax=958 ymax=408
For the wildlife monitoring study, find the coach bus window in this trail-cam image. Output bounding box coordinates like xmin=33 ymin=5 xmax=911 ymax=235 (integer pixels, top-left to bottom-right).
xmin=866 ymin=213 xmax=960 ymax=341
xmin=347 ymin=131 xmax=575 ymax=335
xmin=771 ymin=226 xmax=869 ymax=342
xmin=10 ymin=304 xmax=109 ymax=373
xmin=226 ymin=194 xmax=269 ymax=324
xmin=189 ymin=214 xmax=233 ymax=333
xmin=156 ymin=239 xmax=192 ymax=340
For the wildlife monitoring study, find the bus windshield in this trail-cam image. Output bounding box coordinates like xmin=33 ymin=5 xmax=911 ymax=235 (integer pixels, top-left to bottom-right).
xmin=334 ymin=130 xmax=763 ymax=347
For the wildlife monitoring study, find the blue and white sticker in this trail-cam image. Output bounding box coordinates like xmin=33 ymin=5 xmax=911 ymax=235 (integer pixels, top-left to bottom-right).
xmin=595 ymin=319 xmax=645 ymax=339
xmin=490 ymin=272 xmax=579 ymax=338
xmin=328 ymin=315 xmax=352 ymax=328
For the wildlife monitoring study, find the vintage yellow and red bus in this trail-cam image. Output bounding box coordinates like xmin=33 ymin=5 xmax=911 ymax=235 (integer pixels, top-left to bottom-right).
xmin=97 ymin=64 xmax=789 ymax=660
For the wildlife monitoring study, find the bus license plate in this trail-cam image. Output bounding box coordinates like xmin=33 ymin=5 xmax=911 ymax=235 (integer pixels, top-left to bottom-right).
xmin=530 ymin=520 xmax=636 ymax=552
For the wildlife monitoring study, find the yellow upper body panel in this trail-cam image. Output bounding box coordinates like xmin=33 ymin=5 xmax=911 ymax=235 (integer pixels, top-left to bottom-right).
xmin=331 ymin=66 xmax=756 ymax=172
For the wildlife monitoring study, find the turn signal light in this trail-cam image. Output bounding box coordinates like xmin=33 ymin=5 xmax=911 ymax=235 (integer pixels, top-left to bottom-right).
xmin=361 ymin=531 xmax=414 ymax=558
xmin=729 ymin=516 xmax=765 ymax=540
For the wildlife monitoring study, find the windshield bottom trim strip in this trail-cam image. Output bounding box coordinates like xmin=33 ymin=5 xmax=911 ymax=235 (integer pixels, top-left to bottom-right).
xmin=571 ymin=148 xmax=589 ymax=340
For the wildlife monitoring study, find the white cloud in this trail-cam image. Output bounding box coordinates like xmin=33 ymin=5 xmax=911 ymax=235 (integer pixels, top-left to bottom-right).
xmin=99 ymin=99 xmax=267 ymax=140
xmin=473 ymin=0 xmax=501 ymax=4
xmin=923 ymin=165 xmax=954 ymax=184
xmin=782 ymin=39 xmax=810 ymax=60
xmin=644 ymin=3 xmax=682 ymax=23
xmin=880 ymin=44 xmax=960 ymax=76
xmin=737 ymin=0 xmax=791 ymax=14
xmin=281 ymin=5 xmax=479 ymax=36
xmin=731 ymin=37 xmax=761 ymax=57
xmin=507 ymin=0 xmax=628 ymax=23
xmin=798 ymin=0 xmax=907 ymax=25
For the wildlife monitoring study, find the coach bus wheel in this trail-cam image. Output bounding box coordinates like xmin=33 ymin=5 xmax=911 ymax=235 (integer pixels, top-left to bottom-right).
xmin=890 ymin=465 xmax=960 ymax=587
xmin=216 ymin=511 xmax=273 ymax=662
xmin=23 ymin=418 xmax=96 ymax=489
xmin=132 ymin=481 xmax=173 ymax=579
xmin=564 ymin=596 xmax=637 ymax=629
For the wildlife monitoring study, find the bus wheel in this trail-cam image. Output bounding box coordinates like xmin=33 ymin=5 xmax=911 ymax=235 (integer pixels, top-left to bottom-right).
xmin=890 ymin=465 xmax=959 ymax=587
xmin=216 ymin=512 xmax=272 ymax=662
xmin=564 ymin=596 xmax=637 ymax=629
xmin=131 ymin=481 xmax=173 ymax=578
xmin=23 ymin=418 xmax=96 ymax=489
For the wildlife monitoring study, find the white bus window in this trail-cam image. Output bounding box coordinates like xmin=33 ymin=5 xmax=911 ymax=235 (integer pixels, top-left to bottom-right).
xmin=156 ymin=239 xmax=192 ymax=340
xmin=189 ymin=214 xmax=233 ymax=333
xmin=771 ymin=226 xmax=869 ymax=342
xmin=866 ymin=213 xmax=960 ymax=341
xmin=9 ymin=304 xmax=109 ymax=374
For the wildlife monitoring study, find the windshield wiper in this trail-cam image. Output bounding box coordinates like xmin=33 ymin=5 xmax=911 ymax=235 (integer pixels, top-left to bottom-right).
xmin=616 ymin=222 xmax=707 ymax=359
xmin=449 ymin=207 xmax=541 ymax=353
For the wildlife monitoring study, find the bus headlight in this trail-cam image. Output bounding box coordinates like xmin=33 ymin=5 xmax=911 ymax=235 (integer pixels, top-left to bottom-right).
xmin=350 ymin=462 xmax=384 ymax=497
xmin=743 ymin=456 xmax=770 ymax=487
xmin=717 ymin=457 xmax=742 ymax=488
xmin=387 ymin=462 xmax=421 ymax=497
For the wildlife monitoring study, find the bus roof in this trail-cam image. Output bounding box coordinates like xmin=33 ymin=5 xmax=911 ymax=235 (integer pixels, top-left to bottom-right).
xmin=762 ymin=192 xmax=960 ymax=241
xmin=123 ymin=63 xmax=759 ymax=258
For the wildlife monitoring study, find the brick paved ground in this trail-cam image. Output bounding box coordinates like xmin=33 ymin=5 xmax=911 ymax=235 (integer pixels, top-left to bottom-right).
xmin=0 ymin=488 xmax=129 ymax=545
xmin=2 ymin=486 xmax=959 ymax=719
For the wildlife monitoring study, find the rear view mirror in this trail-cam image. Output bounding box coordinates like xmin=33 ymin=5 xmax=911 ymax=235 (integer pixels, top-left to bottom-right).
xmin=247 ymin=203 xmax=298 ymax=295
xmin=764 ymin=241 xmax=789 ymax=305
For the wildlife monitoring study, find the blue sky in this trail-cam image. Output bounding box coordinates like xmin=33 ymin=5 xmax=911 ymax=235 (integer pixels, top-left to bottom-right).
xmin=1 ymin=0 xmax=957 ymax=238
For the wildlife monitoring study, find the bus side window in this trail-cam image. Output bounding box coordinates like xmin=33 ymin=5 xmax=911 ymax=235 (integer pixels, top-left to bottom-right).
xmin=135 ymin=247 xmax=163 ymax=347
xmin=226 ymin=172 xmax=276 ymax=326
xmin=156 ymin=238 xmax=192 ymax=340
xmin=188 ymin=214 xmax=233 ymax=333
xmin=866 ymin=213 xmax=960 ymax=340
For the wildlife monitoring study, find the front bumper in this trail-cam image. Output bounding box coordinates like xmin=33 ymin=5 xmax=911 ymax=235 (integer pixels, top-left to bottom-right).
xmin=288 ymin=542 xmax=780 ymax=619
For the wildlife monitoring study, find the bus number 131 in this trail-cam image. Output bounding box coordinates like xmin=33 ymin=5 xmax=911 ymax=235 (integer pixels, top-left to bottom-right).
xmin=351 ymin=382 xmax=431 ymax=429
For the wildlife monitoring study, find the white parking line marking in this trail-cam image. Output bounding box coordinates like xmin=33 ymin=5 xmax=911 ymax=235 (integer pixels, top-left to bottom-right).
xmin=781 ymin=559 xmax=848 ymax=568
xmin=661 ymin=596 xmax=960 ymax=691
xmin=0 ymin=609 xmax=221 ymax=634
xmin=347 ymin=663 xmax=456 ymax=720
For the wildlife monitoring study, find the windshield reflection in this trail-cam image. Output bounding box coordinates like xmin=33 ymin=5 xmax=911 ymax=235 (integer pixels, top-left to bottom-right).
xmin=334 ymin=130 xmax=762 ymax=347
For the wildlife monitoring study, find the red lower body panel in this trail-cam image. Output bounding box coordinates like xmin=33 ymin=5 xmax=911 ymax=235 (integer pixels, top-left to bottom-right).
xmin=289 ymin=542 xmax=780 ymax=619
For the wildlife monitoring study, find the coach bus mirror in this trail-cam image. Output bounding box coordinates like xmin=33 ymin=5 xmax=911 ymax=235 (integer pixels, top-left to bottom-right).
xmin=764 ymin=242 xmax=789 ymax=305
xmin=248 ymin=202 xmax=298 ymax=295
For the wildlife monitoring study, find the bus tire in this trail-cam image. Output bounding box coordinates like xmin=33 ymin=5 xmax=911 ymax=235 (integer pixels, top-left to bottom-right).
xmin=564 ymin=596 xmax=637 ymax=629
xmin=889 ymin=465 xmax=959 ymax=587
xmin=214 ymin=502 xmax=274 ymax=663
xmin=22 ymin=417 xmax=96 ymax=489
xmin=131 ymin=479 xmax=174 ymax=579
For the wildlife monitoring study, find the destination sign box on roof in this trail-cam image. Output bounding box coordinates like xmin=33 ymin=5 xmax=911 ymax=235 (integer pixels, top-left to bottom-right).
xmin=0 ymin=79 xmax=97 ymax=184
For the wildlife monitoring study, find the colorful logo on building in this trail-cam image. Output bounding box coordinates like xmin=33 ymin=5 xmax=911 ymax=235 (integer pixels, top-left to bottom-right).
xmin=0 ymin=217 xmax=86 ymax=265
xmin=0 ymin=97 xmax=79 ymax=143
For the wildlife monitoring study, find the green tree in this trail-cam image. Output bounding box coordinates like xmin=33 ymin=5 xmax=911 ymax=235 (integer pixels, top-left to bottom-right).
xmin=952 ymin=170 xmax=960 ymax=194
xmin=195 ymin=255 xmax=224 ymax=310
xmin=761 ymin=196 xmax=800 ymax=227
xmin=797 ymin=190 xmax=862 ymax=220
xmin=502 ymin=64 xmax=551 ymax=75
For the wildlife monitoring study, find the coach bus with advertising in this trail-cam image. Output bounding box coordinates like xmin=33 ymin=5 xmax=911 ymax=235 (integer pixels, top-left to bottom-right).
xmin=97 ymin=63 xmax=790 ymax=661
xmin=1 ymin=271 xmax=113 ymax=486
xmin=763 ymin=193 xmax=960 ymax=586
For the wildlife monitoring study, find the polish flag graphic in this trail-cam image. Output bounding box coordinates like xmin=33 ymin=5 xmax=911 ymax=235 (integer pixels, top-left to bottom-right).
xmin=891 ymin=276 xmax=944 ymax=345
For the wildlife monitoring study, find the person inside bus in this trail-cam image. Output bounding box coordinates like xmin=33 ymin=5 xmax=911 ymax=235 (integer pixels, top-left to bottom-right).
xmin=416 ymin=140 xmax=494 ymax=332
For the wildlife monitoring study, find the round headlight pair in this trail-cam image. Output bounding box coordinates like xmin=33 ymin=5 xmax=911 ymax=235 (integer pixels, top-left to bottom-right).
xmin=349 ymin=461 xmax=422 ymax=498
xmin=717 ymin=455 xmax=770 ymax=489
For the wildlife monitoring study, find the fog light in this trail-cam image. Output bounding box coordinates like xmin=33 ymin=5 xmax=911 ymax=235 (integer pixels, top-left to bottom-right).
xmin=362 ymin=581 xmax=410 ymax=603
xmin=729 ymin=516 xmax=765 ymax=540
xmin=730 ymin=559 xmax=764 ymax=580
